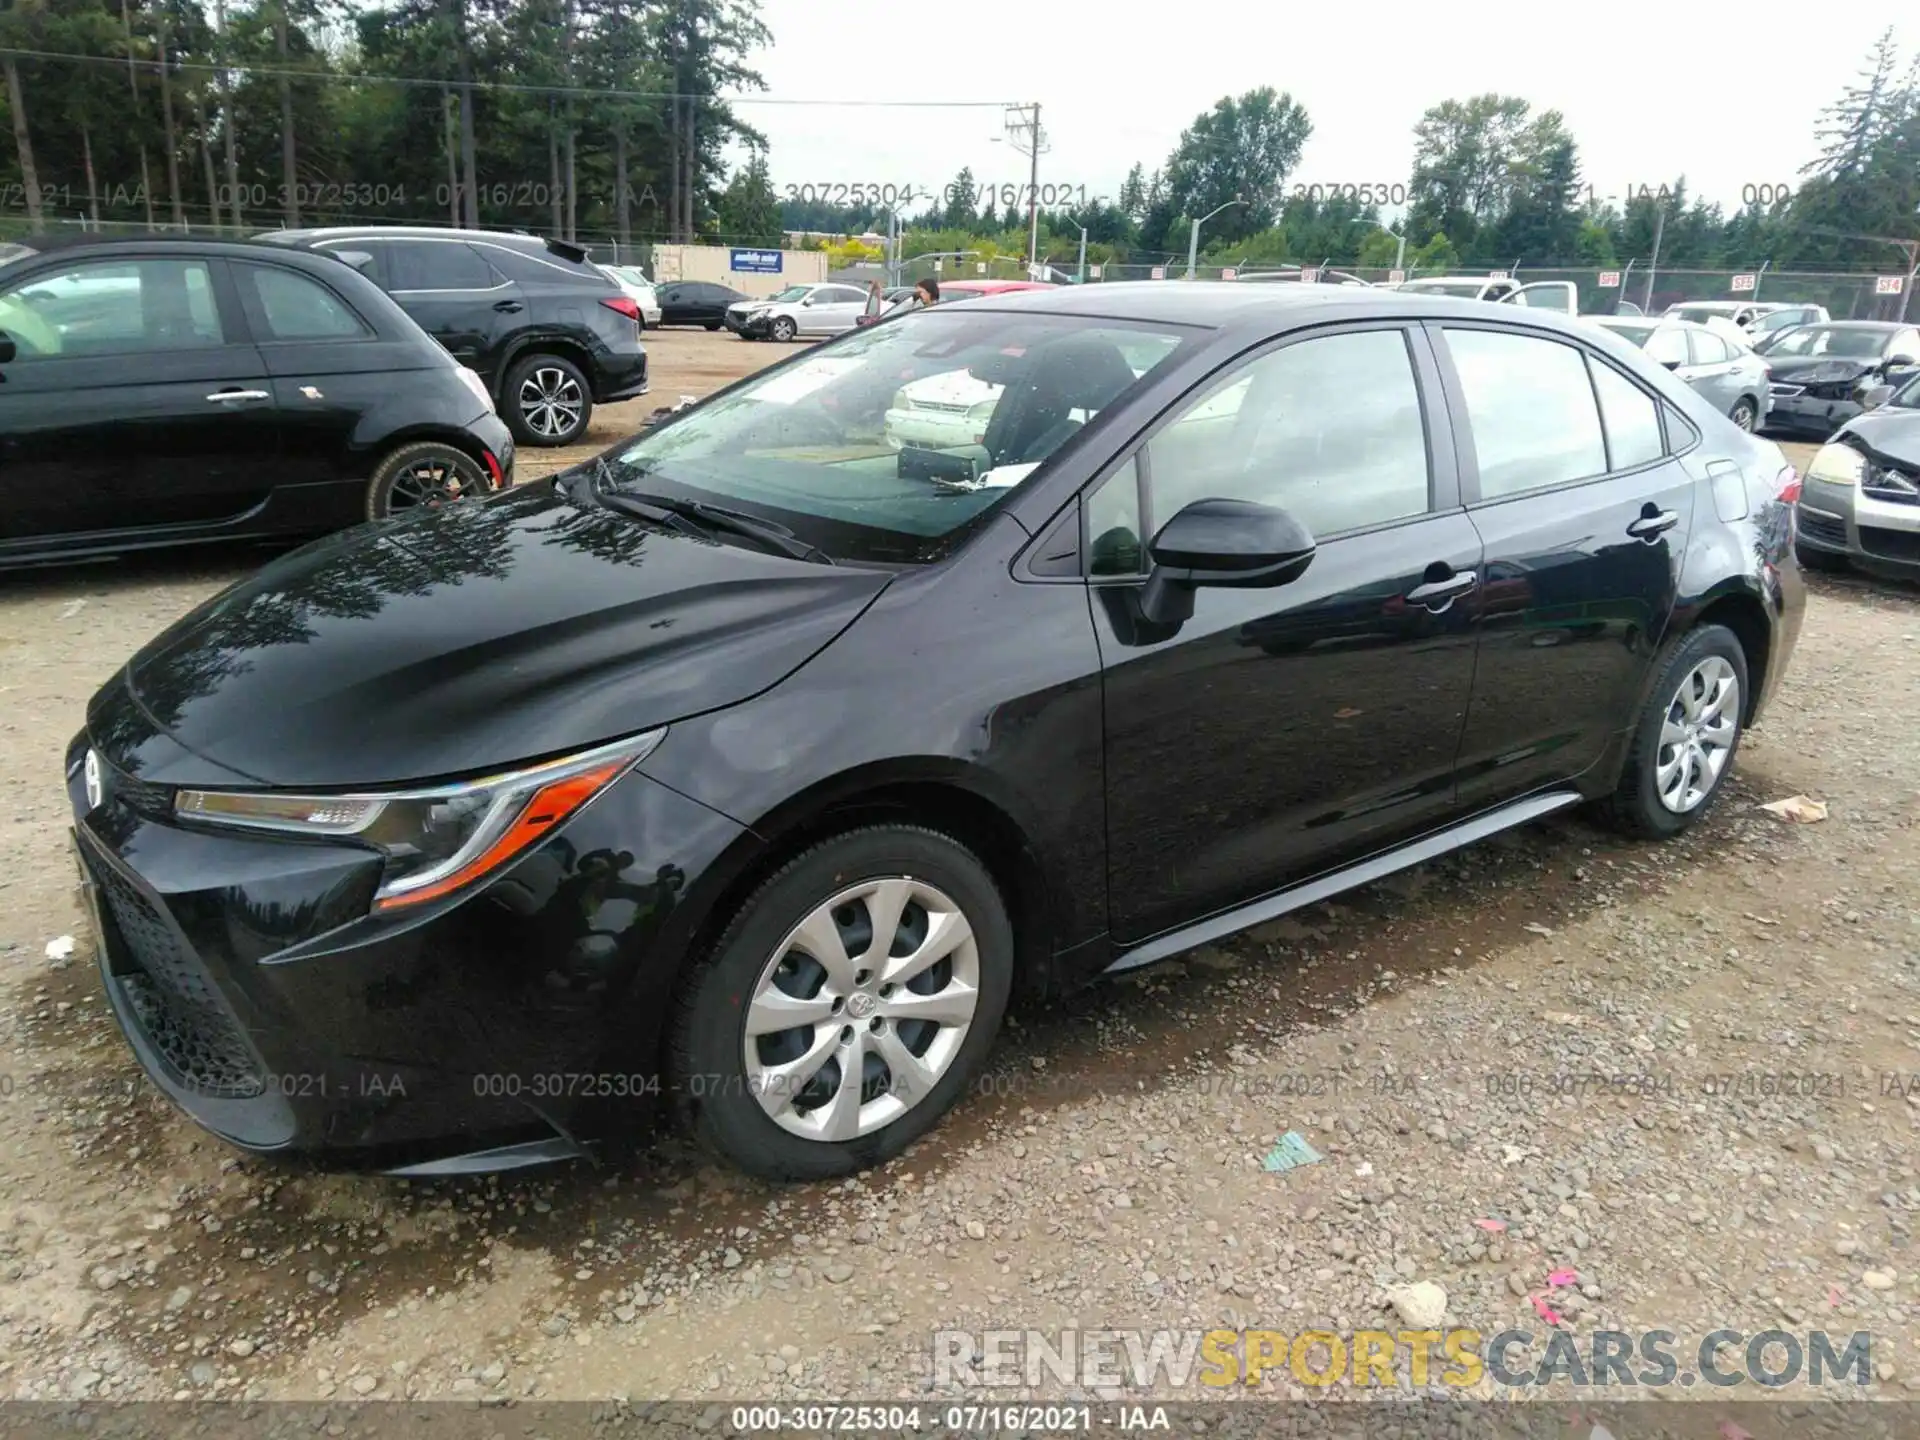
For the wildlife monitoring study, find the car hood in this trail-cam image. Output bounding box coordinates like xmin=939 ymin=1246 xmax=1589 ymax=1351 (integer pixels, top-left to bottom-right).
xmin=1766 ymin=355 xmax=1879 ymax=383
xmin=98 ymin=484 xmax=892 ymax=789
xmin=1835 ymin=407 xmax=1920 ymax=469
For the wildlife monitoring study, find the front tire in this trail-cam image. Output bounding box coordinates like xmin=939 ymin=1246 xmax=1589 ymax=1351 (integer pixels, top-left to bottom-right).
xmin=670 ymin=825 xmax=1013 ymax=1182
xmin=770 ymin=316 xmax=797 ymax=342
xmin=1599 ymin=624 xmax=1748 ymax=839
xmin=365 ymin=441 xmax=491 ymax=521
xmin=504 ymin=353 xmax=592 ymax=447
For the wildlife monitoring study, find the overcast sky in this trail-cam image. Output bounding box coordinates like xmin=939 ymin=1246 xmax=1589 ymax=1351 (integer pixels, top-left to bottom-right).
xmin=723 ymin=10 xmax=1908 ymax=224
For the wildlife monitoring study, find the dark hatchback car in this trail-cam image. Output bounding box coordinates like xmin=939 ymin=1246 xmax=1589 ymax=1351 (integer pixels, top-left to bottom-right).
xmin=0 ymin=234 xmax=513 ymax=570
xmin=69 ymin=285 xmax=1803 ymax=1181
xmin=654 ymin=280 xmax=747 ymax=329
xmin=1793 ymin=372 xmax=1920 ymax=580
xmin=260 ymin=226 xmax=648 ymax=448
xmin=1759 ymin=320 xmax=1920 ymax=439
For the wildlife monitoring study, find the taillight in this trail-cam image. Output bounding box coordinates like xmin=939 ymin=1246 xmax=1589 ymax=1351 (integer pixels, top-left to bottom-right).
xmin=1776 ymin=464 xmax=1801 ymax=505
xmin=601 ymin=296 xmax=642 ymax=324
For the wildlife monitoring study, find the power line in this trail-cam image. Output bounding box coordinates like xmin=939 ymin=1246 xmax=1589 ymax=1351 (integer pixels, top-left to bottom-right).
xmin=0 ymin=45 xmax=1014 ymax=107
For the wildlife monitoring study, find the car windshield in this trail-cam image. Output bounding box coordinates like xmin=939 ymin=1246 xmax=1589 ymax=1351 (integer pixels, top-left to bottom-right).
xmin=1752 ymin=310 xmax=1802 ymax=331
xmin=1668 ymin=306 xmax=1733 ymax=321
xmin=1764 ymin=326 xmax=1891 ymax=359
xmin=765 ymin=286 xmax=811 ymax=303
xmin=604 ymin=309 xmax=1191 ymax=564
xmin=1891 ymin=372 xmax=1920 ymax=409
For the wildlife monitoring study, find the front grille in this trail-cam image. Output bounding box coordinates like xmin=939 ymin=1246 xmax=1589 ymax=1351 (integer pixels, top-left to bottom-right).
xmin=1860 ymin=526 xmax=1920 ymax=564
xmin=1804 ymin=381 xmax=1854 ymax=401
xmin=1796 ymin=509 xmax=1848 ymax=547
xmin=91 ymin=859 xmax=264 ymax=1098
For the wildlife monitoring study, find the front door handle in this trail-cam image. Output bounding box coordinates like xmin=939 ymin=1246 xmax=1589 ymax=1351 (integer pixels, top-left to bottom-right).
xmin=493 ymin=299 xmax=524 ymax=313
xmin=1627 ymin=509 xmax=1679 ymax=541
xmin=205 ymin=388 xmax=270 ymax=403
xmin=1405 ymin=570 xmax=1477 ymax=606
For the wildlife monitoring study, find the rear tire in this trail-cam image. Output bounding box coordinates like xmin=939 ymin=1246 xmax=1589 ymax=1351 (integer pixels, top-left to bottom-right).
xmin=503 ymin=353 xmax=592 ymax=447
xmin=1730 ymin=397 xmax=1757 ymax=431
xmin=670 ymin=825 xmax=1013 ymax=1182
xmin=1599 ymin=624 xmax=1748 ymax=840
xmin=704 ymin=320 xmax=722 ymax=331
xmin=365 ymin=441 xmax=491 ymax=522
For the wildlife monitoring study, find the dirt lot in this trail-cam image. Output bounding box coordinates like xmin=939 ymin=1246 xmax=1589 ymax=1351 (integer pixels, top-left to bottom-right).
xmin=2 ymin=329 xmax=1916 ymax=1414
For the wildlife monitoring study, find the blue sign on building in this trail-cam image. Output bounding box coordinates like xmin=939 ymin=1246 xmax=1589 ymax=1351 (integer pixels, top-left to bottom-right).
xmin=730 ymin=249 xmax=783 ymax=274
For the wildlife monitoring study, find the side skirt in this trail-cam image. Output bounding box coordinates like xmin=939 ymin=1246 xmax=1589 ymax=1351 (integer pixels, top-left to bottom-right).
xmin=1102 ymin=789 xmax=1584 ymax=976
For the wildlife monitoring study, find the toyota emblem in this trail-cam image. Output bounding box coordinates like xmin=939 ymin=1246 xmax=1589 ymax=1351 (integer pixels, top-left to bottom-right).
xmin=83 ymin=749 xmax=103 ymax=812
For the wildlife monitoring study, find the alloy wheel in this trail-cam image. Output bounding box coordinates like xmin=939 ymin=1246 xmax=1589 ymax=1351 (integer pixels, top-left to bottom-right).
xmin=1655 ymin=655 xmax=1740 ymax=813
xmin=385 ymin=454 xmax=477 ymax=511
xmin=1731 ymin=401 xmax=1756 ymax=431
xmin=518 ymin=366 xmax=585 ymax=440
xmin=743 ymin=876 xmax=981 ymax=1142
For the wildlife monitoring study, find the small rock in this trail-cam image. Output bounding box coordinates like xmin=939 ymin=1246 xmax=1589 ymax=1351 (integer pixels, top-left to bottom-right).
xmin=965 ymin=1221 xmax=987 ymax=1241
xmin=823 ymin=1264 xmax=854 ymax=1284
xmin=226 ymin=1339 xmax=255 ymax=1359
xmin=1836 ymin=1238 xmax=1861 ymax=1258
xmin=1387 ymin=1281 xmax=1447 ymax=1329
xmin=189 ymin=1363 xmax=216 ymax=1387
xmin=1863 ymin=1271 xmax=1896 ymax=1291
xmin=541 ymin=1315 xmax=570 ymax=1337
xmin=721 ymin=1248 xmax=742 ymax=1269
xmin=350 ymin=1374 xmax=377 ymax=1395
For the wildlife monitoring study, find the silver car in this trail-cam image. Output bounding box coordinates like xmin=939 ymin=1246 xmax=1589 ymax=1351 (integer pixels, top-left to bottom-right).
xmin=1594 ymin=317 xmax=1771 ymax=431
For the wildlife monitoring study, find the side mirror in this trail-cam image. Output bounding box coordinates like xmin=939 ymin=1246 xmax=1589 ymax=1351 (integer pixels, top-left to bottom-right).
xmin=0 ymin=330 xmax=14 ymax=364
xmin=1138 ymin=497 xmax=1315 ymax=625
xmin=801 ymin=297 xmax=815 ymax=306
xmin=1860 ymin=383 xmax=1896 ymax=411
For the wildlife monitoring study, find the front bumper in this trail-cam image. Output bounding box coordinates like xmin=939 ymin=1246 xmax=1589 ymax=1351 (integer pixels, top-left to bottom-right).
xmin=1796 ymin=476 xmax=1920 ymax=579
xmin=883 ymin=407 xmax=988 ymax=452
xmin=1765 ymin=390 xmax=1865 ymax=436
xmin=67 ymin=734 xmax=749 ymax=1172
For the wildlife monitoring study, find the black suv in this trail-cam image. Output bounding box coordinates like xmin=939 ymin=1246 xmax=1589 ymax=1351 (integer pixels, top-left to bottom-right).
xmin=0 ymin=233 xmax=513 ymax=570
xmin=260 ymin=227 xmax=649 ymax=447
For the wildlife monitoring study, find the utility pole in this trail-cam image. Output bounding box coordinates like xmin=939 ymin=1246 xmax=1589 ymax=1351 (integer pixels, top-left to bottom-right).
xmin=1076 ymin=224 xmax=1087 ymax=283
xmin=1002 ymin=103 xmax=1047 ymax=269
xmin=1641 ymin=204 xmax=1666 ymax=315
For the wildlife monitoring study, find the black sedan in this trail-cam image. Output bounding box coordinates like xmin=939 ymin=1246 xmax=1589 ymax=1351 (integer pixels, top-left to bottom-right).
xmin=0 ymin=234 xmax=513 ymax=571
xmin=1759 ymin=321 xmax=1920 ymax=438
xmin=70 ymin=284 xmax=1802 ymax=1180
xmin=654 ymin=280 xmax=747 ymax=329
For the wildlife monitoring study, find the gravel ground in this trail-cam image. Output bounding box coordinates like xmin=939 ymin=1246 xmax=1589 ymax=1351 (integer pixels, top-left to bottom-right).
xmin=1 ymin=350 xmax=1914 ymax=1418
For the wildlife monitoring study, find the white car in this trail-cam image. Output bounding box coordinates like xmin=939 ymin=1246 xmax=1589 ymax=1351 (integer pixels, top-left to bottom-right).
xmin=726 ymin=283 xmax=871 ymax=341
xmin=598 ymin=264 xmax=662 ymax=327
xmin=1665 ymin=300 xmax=1829 ymax=349
xmin=1392 ymin=274 xmax=1578 ymax=314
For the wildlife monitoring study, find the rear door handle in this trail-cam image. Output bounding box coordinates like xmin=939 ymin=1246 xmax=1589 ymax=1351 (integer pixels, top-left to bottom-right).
xmin=1627 ymin=509 xmax=1679 ymax=541
xmin=205 ymin=388 xmax=270 ymax=403
xmin=493 ymin=300 xmax=524 ymax=313
xmin=1405 ymin=570 xmax=1477 ymax=606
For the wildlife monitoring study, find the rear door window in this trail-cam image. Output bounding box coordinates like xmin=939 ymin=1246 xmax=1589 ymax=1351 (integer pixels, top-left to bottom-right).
xmin=386 ymin=240 xmax=498 ymax=292
xmin=1443 ymin=328 xmax=1607 ymax=499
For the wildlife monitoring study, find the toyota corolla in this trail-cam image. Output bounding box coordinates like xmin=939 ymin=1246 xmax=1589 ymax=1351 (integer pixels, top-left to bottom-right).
xmin=69 ymin=284 xmax=1802 ymax=1181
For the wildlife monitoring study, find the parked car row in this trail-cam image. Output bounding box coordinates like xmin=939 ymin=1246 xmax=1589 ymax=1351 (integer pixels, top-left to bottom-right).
xmin=65 ymin=279 xmax=1805 ymax=1182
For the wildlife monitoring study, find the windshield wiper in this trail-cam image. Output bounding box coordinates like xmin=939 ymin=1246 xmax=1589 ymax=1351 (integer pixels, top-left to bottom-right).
xmin=598 ymin=489 xmax=834 ymax=565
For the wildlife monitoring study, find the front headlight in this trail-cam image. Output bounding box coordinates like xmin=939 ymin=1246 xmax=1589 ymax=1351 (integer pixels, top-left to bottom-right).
xmin=173 ymin=730 xmax=664 ymax=911
xmin=1806 ymin=442 xmax=1865 ymax=488
xmin=456 ymin=365 xmax=495 ymax=416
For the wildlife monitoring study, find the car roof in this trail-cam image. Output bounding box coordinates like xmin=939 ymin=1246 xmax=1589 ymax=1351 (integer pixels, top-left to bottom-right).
xmin=1792 ymin=320 xmax=1904 ymax=330
xmin=941 ymin=280 xmax=1052 ymax=293
xmin=1 ymin=231 xmax=343 ymax=260
xmin=259 ymin=225 xmax=589 ymax=258
xmin=933 ymin=279 xmax=1605 ymax=336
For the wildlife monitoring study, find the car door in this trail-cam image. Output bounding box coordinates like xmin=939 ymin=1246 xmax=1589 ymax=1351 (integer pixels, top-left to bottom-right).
xmin=1683 ymin=327 xmax=1740 ymax=411
xmin=1083 ymin=323 xmax=1483 ymax=944
xmin=356 ymin=238 xmax=520 ymax=384
xmin=803 ymin=285 xmax=866 ymax=334
xmin=1503 ymin=281 xmax=1579 ymax=316
xmin=0 ymin=254 xmax=277 ymax=542
xmin=230 ymin=258 xmax=419 ymax=489
xmin=1434 ymin=321 xmax=1697 ymax=812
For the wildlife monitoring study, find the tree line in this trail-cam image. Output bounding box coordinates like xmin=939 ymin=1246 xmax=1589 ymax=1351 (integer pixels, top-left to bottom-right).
xmin=792 ymin=29 xmax=1920 ymax=278
xmin=0 ymin=10 xmax=1913 ymax=278
xmin=0 ymin=0 xmax=770 ymax=245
